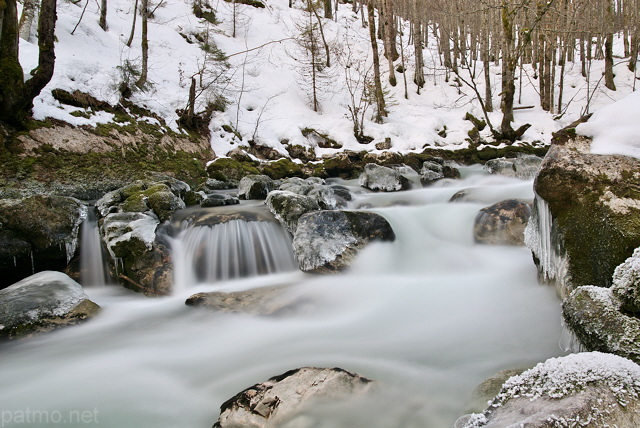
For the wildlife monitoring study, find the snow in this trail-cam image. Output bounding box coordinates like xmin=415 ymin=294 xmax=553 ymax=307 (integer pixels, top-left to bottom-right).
xmin=577 ymin=90 xmax=640 ymax=159
xmin=612 ymin=247 xmax=640 ymax=291
xmin=15 ymin=0 xmax=638 ymax=159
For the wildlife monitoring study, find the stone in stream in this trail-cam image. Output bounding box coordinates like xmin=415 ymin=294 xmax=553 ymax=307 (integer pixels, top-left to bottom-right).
xmin=484 ymin=154 xmax=542 ymax=180
xmin=293 ymin=210 xmax=395 ymax=273
xmin=238 ymin=175 xmax=278 ymax=200
xmin=473 ymin=199 xmax=532 ymax=246
xmin=266 ymin=190 xmax=321 ymax=234
xmin=0 ymin=271 xmax=100 ymax=339
xmin=456 ymin=352 xmax=640 ymax=427
xmin=358 ymin=163 xmax=410 ymax=192
xmin=213 ymin=367 xmax=374 ymax=428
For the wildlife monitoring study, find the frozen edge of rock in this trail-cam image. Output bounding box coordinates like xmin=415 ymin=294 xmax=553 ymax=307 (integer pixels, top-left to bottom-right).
xmin=459 ymin=352 xmax=640 ymax=427
xmin=213 ymin=367 xmax=375 ymax=428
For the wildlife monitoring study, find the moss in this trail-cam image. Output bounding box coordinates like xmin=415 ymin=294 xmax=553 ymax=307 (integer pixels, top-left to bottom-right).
xmin=223 ymin=0 xmax=265 ymax=8
xmin=206 ymin=157 xmax=260 ymax=182
xmin=121 ymin=193 xmax=149 ymax=212
xmin=69 ymin=110 xmax=92 ymax=119
xmin=261 ymin=159 xmax=305 ymax=180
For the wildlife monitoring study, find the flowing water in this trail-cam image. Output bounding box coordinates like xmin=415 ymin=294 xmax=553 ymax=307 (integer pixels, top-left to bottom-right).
xmin=79 ymin=208 xmax=110 ymax=287
xmin=0 ymin=169 xmax=565 ymax=428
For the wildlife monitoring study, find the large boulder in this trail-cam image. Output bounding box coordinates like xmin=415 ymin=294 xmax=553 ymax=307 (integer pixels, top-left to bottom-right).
xmin=562 ymin=285 xmax=640 ymax=363
xmin=358 ymin=163 xmax=410 ymax=192
xmin=485 ymin=154 xmax=543 ymax=180
xmin=526 ymin=128 xmax=640 ymax=297
xmin=458 ymin=352 xmax=640 ymax=427
xmin=238 ymin=175 xmax=278 ymax=200
xmin=0 ymin=271 xmax=100 ymax=339
xmin=0 ymin=195 xmax=86 ymax=288
xmin=101 ymin=211 xmax=172 ymax=295
xmin=473 ymin=200 xmax=531 ymax=246
xmin=293 ymin=210 xmax=395 ymax=273
xmin=213 ymin=367 xmax=374 ymax=428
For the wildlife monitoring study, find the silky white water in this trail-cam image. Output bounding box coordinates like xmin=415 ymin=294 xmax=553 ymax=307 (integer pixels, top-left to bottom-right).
xmin=0 ymin=170 xmax=565 ymax=428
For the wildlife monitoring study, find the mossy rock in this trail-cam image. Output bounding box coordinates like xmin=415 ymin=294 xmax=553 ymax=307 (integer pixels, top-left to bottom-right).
xmin=262 ymin=159 xmax=306 ymax=180
xmin=206 ymin=158 xmax=260 ymax=183
xmin=121 ymin=193 xmax=149 ymax=213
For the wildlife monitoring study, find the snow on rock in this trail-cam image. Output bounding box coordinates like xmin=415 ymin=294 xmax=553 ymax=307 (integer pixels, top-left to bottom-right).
xmin=611 ymin=247 xmax=640 ymax=314
xmin=460 ymin=352 xmax=640 ymax=427
xmin=0 ymin=271 xmax=100 ymax=338
xmin=578 ymin=90 xmax=640 ymax=159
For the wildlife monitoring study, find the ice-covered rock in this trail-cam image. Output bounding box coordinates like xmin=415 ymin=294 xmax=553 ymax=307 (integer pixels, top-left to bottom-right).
xmin=0 ymin=195 xmax=86 ymax=288
xmin=611 ymin=247 xmax=640 ymax=314
xmin=0 ymin=271 xmax=100 ymax=338
xmin=528 ymin=125 xmax=640 ymax=296
xmin=358 ymin=163 xmax=410 ymax=192
xmin=562 ymin=285 xmax=640 ymax=363
xmin=213 ymin=367 xmax=374 ymax=428
xmin=293 ymin=210 xmax=395 ymax=273
xmin=101 ymin=212 xmax=171 ymax=295
xmin=474 ymin=199 xmax=531 ymax=246
xmin=420 ymin=161 xmax=445 ymax=183
xmin=266 ymin=190 xmax=321 ymax=234
xmin=200 ymin=193 xmax=240 ymax=207
xmin=484 ymin=154 xmax=542 ymax=179
xmin=96 ymin=180 xmax=186 ymax=221
xmin=459 ymin=352 xmax=640 ymax=427
xmin=238 ymin=175 xmax=278 ymax=200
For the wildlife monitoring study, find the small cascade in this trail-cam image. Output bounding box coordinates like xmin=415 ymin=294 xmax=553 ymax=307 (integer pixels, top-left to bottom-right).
xmin=172 ymin=219 xmax=297 ymax=290
xmin=79 ymin=208 xmax=110 ymax=287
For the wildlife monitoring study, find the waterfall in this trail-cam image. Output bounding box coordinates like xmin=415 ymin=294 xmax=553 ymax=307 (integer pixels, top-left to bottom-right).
xmin=171 ymin=219 xmax=297 ymax=291
xmin=79 ymin=208 xmax=110 ymax=287
xmin=524 ymin=193 xmax=570 ymax=296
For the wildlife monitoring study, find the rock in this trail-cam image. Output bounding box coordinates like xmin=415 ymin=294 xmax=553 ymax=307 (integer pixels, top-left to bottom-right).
xmin=420 ymin=161 xmax=445 ymax=183
xmin=562 ymin=285 xmax=640 ymax=363
xmin=611 ymin=247 xmax=640 ymax=314
xmin=206 ymin=157 xmax=261 ymax=185
xmin=213 ymin=367 xmax=374 ymax=428
xmin=201 ymin=193 xmax=240 ymax=207
xmin=202 ymin=178 xmax=231 ymax=192
xmin=470 ymin=368 xmax=526 ymax=413
xmin=473 ymin=200 xmax=531 ymax=246
xmin=484 ymin=154 xmax=542 ymax=179
xmin=184 ymin=190 xmax=204 ymax=206
xmin=96 ymin=180 xmax=186 ymax=222
xmin=101 ymin=212 xmax=172 ymax=295
xmin=458 ymin=352 xmax=640 ymax=427
xmin=185 ymin=285 xmax=308 ymax=316
xmin=286 ymin=144 xmax=316 ymax=162
xmin=238 ymin=175 xmax=278 ymax=200
xmin=330 ymin=185 xmax=352 ymax=208
xmin=527 ymin=130 xmax=640 ymax=296
xmin=0 ymin=271 xmax=100 ymax=339
xmin=375 ymin=138 xmax=392 ymax=150
xmin=0 ymin=195 xmax=86 ymax=288
xmin=359 ymin=163 xmax=410 ymax=192
xmin=293 ymin=210 xmax=395 ymax=273
xmin=266 ymin=190 xmax=321 ymax=234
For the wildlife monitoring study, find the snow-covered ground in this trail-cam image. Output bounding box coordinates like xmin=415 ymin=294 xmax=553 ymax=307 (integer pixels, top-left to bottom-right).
xmin=17 ymin=0 xmax=639 ymax=159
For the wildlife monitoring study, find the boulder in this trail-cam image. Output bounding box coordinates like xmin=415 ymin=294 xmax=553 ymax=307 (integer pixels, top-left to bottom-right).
xmin=358 ymin=163 xmax=410 ymax=192
xmin=611 ymin=247 xmax=640 ymax=314
xmin=276 ymin=177 xmax=337 ymax=210
xmin=101 ymin=212 xmax=172 ymax=295
xmin=238 ymin=175 xmax=278 ymax=200
xmin=0 ymin=195 xmax=86 ymax=288
xmin=0 ymin=271 xmax=100 ymax=339
xmin=473 ymin=200 xmax=531 ymax=246
xmin=526 ymin=128 xmax=640 ymax=296
xmin=293 ymin=210 xmax=395 ymax=273
xmin=420 ymin=161 xmax=445 ymax=184
xmin=201 ymin=193 xmax=240 ymax=207
xmin=485 ymin=154 xmax=542 ymax=179
xmin=458 ymin=352 xmax=640 ymax=428
xmin=213 ymin=367 xmax=374 ymax=428
xmin=562 ymin=285 xmax=640 ymax=363
xmin=266 ymin=190 xmax=321 ymax=234
xmin=185 ymin=285 xmax=307 ymax=316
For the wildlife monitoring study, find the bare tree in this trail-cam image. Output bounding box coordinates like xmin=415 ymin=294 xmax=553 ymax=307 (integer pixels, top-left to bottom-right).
xmin=99 ymin=0 xmax=108 ymax=31
xmin=136 ymin=0 xmax=149 ymax=88
xmin=367 ymin=1 xmax=386 ymax=122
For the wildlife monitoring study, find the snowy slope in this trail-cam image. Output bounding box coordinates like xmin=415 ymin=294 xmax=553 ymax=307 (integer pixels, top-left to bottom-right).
xmin=17 ymin=0 xmax=639 ymax=159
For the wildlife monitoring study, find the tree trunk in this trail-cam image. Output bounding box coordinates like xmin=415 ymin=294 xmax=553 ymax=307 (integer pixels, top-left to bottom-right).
xmin=367 ymin=2 xmax=385 ymax=123
xmin=381 ymin=0 xmax=395 ymax=86
xmin=99 ymin=0 xmax=107 ymax=31
xmin=18 ymin=0 xmax=37 ymax=41
xmin=630 ymin=33 xmax=639 ymax=72
xmin=604 ymin=33 xmax=616 ymax=90
xmin=136 ymin=0 xmax=148 ymax=88
xmin=499 ymin=1 xmax=516 ymax=138
xmin=126 ymin=0 xmax=138 ymax=47
xmin=323 ymin=0 xmax=332 ymax=20
xmin=1 ymin=0 xmax=57 ymax=126
xmin=413 ymin=20 xmax=425 ymax=92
